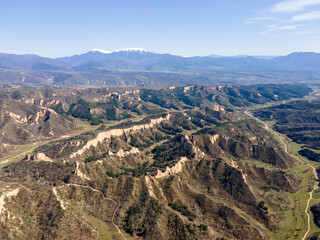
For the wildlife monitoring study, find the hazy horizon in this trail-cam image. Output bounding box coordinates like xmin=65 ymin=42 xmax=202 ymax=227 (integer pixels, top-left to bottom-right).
xmin=1 ymin=47 xmax=319 ymax=59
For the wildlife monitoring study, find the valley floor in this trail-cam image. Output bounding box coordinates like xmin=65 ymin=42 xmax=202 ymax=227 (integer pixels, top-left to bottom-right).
xmin=246 ymin=109 xmax=320 ymax=240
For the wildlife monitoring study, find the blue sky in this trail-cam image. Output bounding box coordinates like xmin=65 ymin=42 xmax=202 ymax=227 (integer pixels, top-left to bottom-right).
xmin=1 ymin=0 xmax=320 ymax=57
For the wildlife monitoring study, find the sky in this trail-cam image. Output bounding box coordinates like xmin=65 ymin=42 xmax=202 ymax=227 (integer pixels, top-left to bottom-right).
xmin=0 ymin=0 xmax=320 ymax=57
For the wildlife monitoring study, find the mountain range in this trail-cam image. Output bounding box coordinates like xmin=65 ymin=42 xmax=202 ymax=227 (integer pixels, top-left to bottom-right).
xmin=0 ymin=48 xmax=320 ymax=86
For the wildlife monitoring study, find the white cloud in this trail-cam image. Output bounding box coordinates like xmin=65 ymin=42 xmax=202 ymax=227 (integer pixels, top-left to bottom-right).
xmin=247 ymin=0 xmax=320 ymax=37
xmin=244 ymin=16 xmax=278 ymax=24
xmin=287 ymin=31 xmax=315 ymax=35
xmin=289 ymin=11 xmax=320 ymax=21
xmin=272 ymin=0 xmax=320 ymax=12
xmin=260 ymin=24 xmax=303 ymax=35
xmin=266 ymin=24 xmax=302 ymax=30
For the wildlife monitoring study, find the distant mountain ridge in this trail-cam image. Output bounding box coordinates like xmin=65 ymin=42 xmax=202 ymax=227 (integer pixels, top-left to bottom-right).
xmin=208 ymin=54 xmax=278 ymax=59
xmin=56 ymin=50 xmax=320 ymax=73
xmin=0 ymin=49 xmax=319 ymax=86
xmin=2 ymin=49 xmax=319 ymax=72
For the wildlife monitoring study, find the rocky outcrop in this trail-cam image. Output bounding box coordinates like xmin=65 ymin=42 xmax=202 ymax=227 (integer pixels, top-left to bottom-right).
xmin=25 ymin=153 xmax=53 ymax=162
xmin=70 ymin=114 xmax=170 ymax=158
xmin=74 ymin=161 xmax=90 ymax=180
xmin=0 ymin=102 xmax=77 ymax=144
xmin=155 ymin=157 xmax=188 ymax=178
xmin=2 ymin=108 xmax=56 ymax=125
xmin=116 ymin=147 xmax=140 ymax=157
xmin=2 ymin=110 xmax=28 ymax=124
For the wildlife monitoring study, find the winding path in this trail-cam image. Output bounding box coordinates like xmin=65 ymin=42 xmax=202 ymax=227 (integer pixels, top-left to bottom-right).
xmin=66 ymin=183 xmax=128 ymax=240
xmin=245 ymin=110 xmax=319 ymax=240
xmin=0 ymin=142 xmax=39 ymax=165
xmin=0 ymin=127 xmax=128 ymax=239
xmin=245 ymin=111 xmax=288 ymax=152
xmin=302 ymin=164 xmax=318 ymax=240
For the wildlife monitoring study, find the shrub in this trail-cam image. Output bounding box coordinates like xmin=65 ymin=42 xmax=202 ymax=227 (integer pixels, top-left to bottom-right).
xmin=123 ymin=205 xmax=140 ymax=235
xmin=198 ymin=224 xmax=208 ymax=231
xmin=258 ymin=201 xmax=268 ymax=211
xmin=85 ymin=155 xmax=96 ymax=163
xmin=169 ymin=202 xmax=196 ymax=221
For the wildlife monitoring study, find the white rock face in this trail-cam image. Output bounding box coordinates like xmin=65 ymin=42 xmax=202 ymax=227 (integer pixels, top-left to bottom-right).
xmin=184 ymin=86 xmax=193 ymax=92
xmin=2 ymin=108 xmax=56 ymax=125
xmin=29 ymin=109 xmax=55 ymax=125
xmin=212 ymin=105 xmax=225 ymax=112
xmin=75 ymin=161 xmax=90 ymax=180
xmin=145 ymin=176 xmax=157 ymax=199
xmin=210 ymin=134 xmax=220 ymax=144
xmin=145 ymin=176 xmax=166 ymax=200
xmin=70 ymin=114 xmax=170 ymax=158
xmin=185 ymin=135 xmax=205 ymax=160
xmin=116 ymin=149 xmax=126 ymax=157
xmin=35 ymin=153 xmax=52 ymax=162
xmin=22 ymin=98 xmax=61 ymax=108
xmin=116 ymin=147 xmax=140 ymax=157
xmin=155 ymin=157 xmax=188 ymax=179
xmin=230 ymin=160 xmax=248 ymax=183
xmin=26 ymin=153 xmax=53 ymax=162
xmin=52 ymin=187 xmax=66 ymax=210
xmin=193 ymin=145 xmax=205 ymax=160
xmin=2 ymin=110 xmax=28 ymax=123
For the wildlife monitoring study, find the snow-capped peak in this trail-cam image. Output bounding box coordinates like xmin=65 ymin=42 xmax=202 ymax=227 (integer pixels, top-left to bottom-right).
xmin=90 ymin=49 xmax=111 ymax=54
xmin=115 ymin=48 xmax=150 ymax=53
